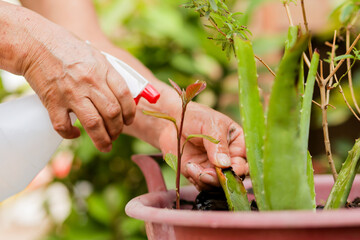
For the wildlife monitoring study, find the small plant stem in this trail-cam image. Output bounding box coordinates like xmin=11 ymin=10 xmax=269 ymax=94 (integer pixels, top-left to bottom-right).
xmin=324 ymin=33 xmax=360 ymax=83
xmin=334 ymin=75 xmax=360 ymax=121
xmin=326 ymin=31 xmax=337 ymax=105
xmin=175 ymin=104 xmax=187 ymax=209
xmin=254 ymin=55 xmax=276 ymax=77
xmin=284 ymin=2 xmax=294 ymax=26
xmin=300 ymin=0 xmax=313 ymax=58
xmin=328 ymin=31 xmax=360 ymax=121
xmin=318 ymin=58 xmax=338 ymax=181
xmin=319 ymin=82 xmax=338 ymax=181
xmin=312 ymin=100 xmax=321 ymax=108
xmin=346 ymin=29 xmax=360 ymax=115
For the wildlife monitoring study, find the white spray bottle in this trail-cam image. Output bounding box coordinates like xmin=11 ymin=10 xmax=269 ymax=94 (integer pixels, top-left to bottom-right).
xmin=0 ymin=52 xmax=160 ymax=201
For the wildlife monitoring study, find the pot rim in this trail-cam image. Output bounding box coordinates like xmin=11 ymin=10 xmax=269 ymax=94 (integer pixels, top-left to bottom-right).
xmin=125 ymin=175 xmax=360 ymax=229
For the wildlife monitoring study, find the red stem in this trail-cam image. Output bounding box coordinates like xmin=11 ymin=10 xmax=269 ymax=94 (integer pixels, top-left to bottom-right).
xmin=176 ymin=103 xmax=187 ymax=209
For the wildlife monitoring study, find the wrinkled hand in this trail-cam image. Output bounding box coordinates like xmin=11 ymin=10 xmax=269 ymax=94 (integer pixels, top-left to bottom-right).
xmin=23 ymin=22 xmax=136 ymax=152
xmin=159 ymin=102 xmax=248 ymax=190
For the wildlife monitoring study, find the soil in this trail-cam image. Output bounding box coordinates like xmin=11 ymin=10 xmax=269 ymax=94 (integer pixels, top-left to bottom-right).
xmin=192 ymin=188 xmax=360 ymax=211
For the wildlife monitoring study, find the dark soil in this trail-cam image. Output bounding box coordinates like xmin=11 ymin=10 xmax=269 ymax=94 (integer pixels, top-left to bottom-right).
xmin=192 ymin=188 xmax=360 ymax=211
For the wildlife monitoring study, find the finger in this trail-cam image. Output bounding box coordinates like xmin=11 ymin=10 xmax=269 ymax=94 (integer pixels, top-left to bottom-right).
xmin=231 ymin=157 xmax=249 ymax=176
xmin=203 ymin=122 xmax=232 ymax=168
xmin=89 ymin=87 xmax=124 ymax=141
xmin=72 ymin=98 xmax=112 ymax=152
xmin=48 ymin=106 xmax=80 ymax=139
xmin=199 ymin=168 xmax=220 ymax=187
xmin=107 ymin=68 xmax=136 ymax=125
xmin=228 ymin=123 xmax=246 ymax=158
xmin=186 ymin=162 xmax=213 ymax=189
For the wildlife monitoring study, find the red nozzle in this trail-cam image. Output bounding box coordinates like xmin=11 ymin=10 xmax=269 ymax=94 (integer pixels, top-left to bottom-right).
xmin=134 ymin=84 xmax=160 ymax=104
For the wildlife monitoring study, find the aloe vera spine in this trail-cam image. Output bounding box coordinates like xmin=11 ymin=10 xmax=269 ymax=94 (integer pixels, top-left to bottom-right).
xmin=234 ymin=36 xmax=268 ymax=210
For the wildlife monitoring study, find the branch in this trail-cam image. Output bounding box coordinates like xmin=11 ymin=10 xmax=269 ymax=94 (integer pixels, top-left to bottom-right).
xmin=255 ymin=55 xmax=276 ymax=77
xmin=284 ymin=2 xmax=294 ymax=26
xmin=300 ymin=0 xmax=313 ymax=58
xmin=324 ymin=33 xmax=360 ymax=83
xmin=346 ymin=29 xmax=360 ymax=115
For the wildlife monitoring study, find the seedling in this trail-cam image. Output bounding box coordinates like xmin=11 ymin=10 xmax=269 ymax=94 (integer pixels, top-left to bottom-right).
xmin=143 ymin=79 xmax=220 ymax=209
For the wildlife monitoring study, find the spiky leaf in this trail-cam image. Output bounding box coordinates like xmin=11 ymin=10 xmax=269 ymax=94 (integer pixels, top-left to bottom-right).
xmin=216 ymin=167 xmax=250 ymax=211
xmin=325 ymin=139 xmax=360 ymax=209
xmin=263 ymin=33 xmax=313 ymax=210
xmin=234 ymin=36 xmax=267 ymax=210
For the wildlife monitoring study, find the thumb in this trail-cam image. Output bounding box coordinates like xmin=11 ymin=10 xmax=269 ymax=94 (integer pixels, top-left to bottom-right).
xmin=203 ymin=123 xmax=232 ymax=169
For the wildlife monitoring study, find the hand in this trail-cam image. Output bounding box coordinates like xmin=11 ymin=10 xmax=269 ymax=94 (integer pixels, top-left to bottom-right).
xmin=158 ymin=102 xmax=248 ymax=190
xmin=22 ymin=19 xmax=136 ymax=152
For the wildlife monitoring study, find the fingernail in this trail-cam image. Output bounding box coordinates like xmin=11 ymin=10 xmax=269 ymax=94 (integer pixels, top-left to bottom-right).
xmin=186 ymin=163 xmax=199 ymax=175
xmin=199 ymin=173 xmax=217 ymax=185
xmin=217 ymin=153 xmax=231 ymax=167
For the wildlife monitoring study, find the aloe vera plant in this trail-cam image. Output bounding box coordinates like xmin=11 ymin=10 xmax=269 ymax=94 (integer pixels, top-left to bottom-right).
xmin=185 ymin=0 xmax=360 ymax=212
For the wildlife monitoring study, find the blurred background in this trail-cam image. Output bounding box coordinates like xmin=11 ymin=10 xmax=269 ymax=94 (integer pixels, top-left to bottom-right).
xmin=0 ymin=0 xmax=359 ymax=239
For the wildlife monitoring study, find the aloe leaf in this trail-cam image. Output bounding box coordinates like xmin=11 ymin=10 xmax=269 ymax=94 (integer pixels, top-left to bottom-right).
xmin=307 ymin=152 xmax=316 ymax=210
xmin=234 ymin=36 xmax=268 ymax=210
xmin=300 ymin=51 xmax=320 ymax=148
xmin=215 ymin=167 xmax=250 ymax=211
xmin=298 ymin=55 xmax=305 ymax=97
xmin=285 ymin=25 xmax=299 ymax=50
xmin=264 ymin=34 xmax=313 ymax=210
xmin=164 ymin=153 xmax=178 ymax=172
xmin=299 ymin=51 xmax=320 ymax=210
xmin=325 ymin=139 xmax=360 ymax=209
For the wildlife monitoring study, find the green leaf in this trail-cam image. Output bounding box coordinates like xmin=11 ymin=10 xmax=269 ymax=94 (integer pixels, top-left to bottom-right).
xmin=300 ymin=51 xmax=320 ymax=162
xmin=263 ymin=33 xmax=313 ymax=210
xmin=299 ymin=51 xmax=319 ymax=211
xmin=307 ymin=152 xmax=316 ymax=210
xmin=285 ymin=26 xmax=299 ymax=50
xmin=334 ymin=54 xmax=355 ymax=62
xmin=164 ymin=153 xmax=178 ymax=172
xmin=234 ymin=36 xmax=268 ymax=210
xmin=325 ymin=139 xmax=360 ymax=209
xmin=142 ymin=110 xmax=178 ymax=132
xmin=185 ymin=134 xmax=219 ymax=144
xmin=209 ymin=0 xmax=218 ymax=12
xmin=216 ymin=167 xmax=250 ymax=211
xmin=340 ymin=3 xmax=356 ymax=24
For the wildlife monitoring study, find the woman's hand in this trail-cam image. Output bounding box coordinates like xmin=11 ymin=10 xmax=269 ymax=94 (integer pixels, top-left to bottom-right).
xmin=20 ymin=9 xmax=136 ymax=152
xmin=158 ymin=102 xmax=248 ymax=190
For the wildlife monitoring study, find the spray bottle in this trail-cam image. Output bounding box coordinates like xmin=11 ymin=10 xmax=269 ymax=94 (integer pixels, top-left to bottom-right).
xmin=0 ymin=52 xmax=160 ymax=201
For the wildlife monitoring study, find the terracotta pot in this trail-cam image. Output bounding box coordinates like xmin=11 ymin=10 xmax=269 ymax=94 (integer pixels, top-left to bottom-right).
xmin=125 ymin=155 xmax=360 ymax=240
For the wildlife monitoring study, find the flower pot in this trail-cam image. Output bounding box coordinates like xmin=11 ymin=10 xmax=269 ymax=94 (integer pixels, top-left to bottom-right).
xmin=125 ymin=155 xmax=360 ymax=240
